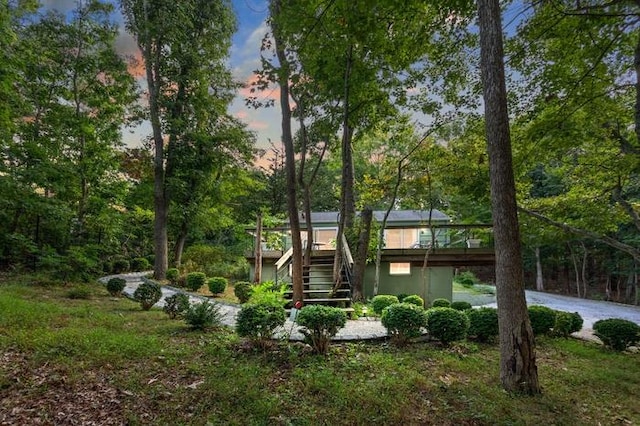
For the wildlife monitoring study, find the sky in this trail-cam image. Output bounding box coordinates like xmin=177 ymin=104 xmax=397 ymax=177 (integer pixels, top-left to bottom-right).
xmin=42 ymin=0 xmax=282 ymax=150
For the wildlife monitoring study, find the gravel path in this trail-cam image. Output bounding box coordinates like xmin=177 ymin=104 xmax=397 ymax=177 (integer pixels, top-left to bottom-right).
xmin=100 ymin=273 xmax=640 ymax=343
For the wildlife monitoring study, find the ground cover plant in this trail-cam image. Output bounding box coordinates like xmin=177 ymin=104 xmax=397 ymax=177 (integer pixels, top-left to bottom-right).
xmin=1 ymin=276 xmax=639 ymax=425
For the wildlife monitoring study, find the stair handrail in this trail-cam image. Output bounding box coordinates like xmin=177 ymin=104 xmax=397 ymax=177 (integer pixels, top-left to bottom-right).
xmin=341 ymin=234 xmax=354 ymax=267
xmin=275 ymin=247 xmax=294 ymax=286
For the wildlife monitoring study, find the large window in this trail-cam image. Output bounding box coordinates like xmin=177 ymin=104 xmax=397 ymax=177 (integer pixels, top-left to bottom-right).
xmin=389 ymin=262 xmax=411 ymax=275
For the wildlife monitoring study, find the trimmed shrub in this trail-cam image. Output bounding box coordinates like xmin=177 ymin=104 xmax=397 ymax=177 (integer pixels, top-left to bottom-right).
xmin=66 ymin=286 xmax=91 ymax=300
xmin=426 ymin=307 xmax=469 ymax=346
xmin=106 ymin=277 xmax=126 ymax=297
xmin=454 ymin=271 xmax=477 ymax=287
xmin=396 ymin=293 xmax=409 ymax=303
xmin=431 ymin=298 xmax=451 ymax=308
xmin=176 ymin=275 xmax=187 ymax=288
xmin=297 ymin=305 xmax=347 ymax=354
xmin=130 ymin=257 xmax=150 ymax=272
xmin=528 ymin=305 xmax=556 ymax=335
xmin=186 ymin=272 xmax=207 ymax=292
xmin=207 ymin=277 xmax=228 ymax=295
xmin=402 ymin=295 xmax=424 ymax=308
xmin=234 ymin=281 xmax=253 ymax=304
xmin=553 ymin=311 xmax=583 ymax=338
xmin=451 ymin=301 xmax=472 ymax=311
xmin=112 ymin=258 xmax=130 ymax=274
xmin=466 ymin=307 xmax=499 ymax=342
xmin=371 ymin=294 xmax=400 ymax=315
xmin=102 ymin=261 xmax=113 ymax=274
xmin=381 ymin=303 xmax=427 ymax=346
xmin=133 ymin=281 xmax=162 ymax=310
xmin=184 ymin=301 xmax=223 ymax=330
xmin=166 ymin=268 xmax=179 ymax=285
xmin=236 ymin=303 xmax=286 ymax=348
xmin=593 ymin=318 xmax=640 ymax=351
xmin=163 ymin=293 xmax=190 ymax=319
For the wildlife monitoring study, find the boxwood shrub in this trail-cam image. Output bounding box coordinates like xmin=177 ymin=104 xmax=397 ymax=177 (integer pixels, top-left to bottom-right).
xmin=371 ymin=294 xmax=399 ymax=315
xmin=451 ymin=301 xmax=472 ymax=311
xmin=112 ymin=258 xmax=130 ymax=274
xmin=234 ymin=281 xmax=253 ymax=304
xmin=431 ymin=298 xmax=451 ymax=308
xmin=528 ymin=305 xmax=556 ymax=335
xmin=593 ymin=318 xmax=640 ymax=351
xmin=402 ymin=295 xmax=424 ymax=308
xmin=236 ymin=303 xmax=286 ymax=348
xmin=207 ymin=276 xmax=228 ymax=295
xmin=381 ymin=303 xmax=427 ymax=346
xmin=133 ymin=281 xmax=162 ymax=311
xmin=130 ymin=257 xmax=150 ymax=272
xmin=163 ymin=293 xmax=190 ymax=319
xmin=297 ymin=305 xmax=347 ymax=354
xmin=466 ymin=307 xmax=499 ymax=343
xmin=186 ymin=272 xmax=206 ymax=292
xmin=553 ymin=311 xmax=583 ymax=338
xmin=166 ymin=268 xmax=180 ymax=285
xmin=106 ymin=277 xmax=126 ymax=297
xmin=426 ymin=307 xmax=469 ymax=346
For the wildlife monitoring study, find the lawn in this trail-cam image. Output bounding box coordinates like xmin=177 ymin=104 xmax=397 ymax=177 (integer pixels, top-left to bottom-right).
xmin=1 ymin=276 xmax=639 ymax=425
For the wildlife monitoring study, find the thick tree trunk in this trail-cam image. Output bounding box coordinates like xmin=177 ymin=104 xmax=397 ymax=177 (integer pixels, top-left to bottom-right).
xmin=351 ymin=208 xmax=372 ymax=302
xmin=477 ymin=0 xmax=540 ymax=394
xmin=173 ymin=221 xmax=188 ymax=268
xmin=272 ymin=0 xmax=303 ymax=304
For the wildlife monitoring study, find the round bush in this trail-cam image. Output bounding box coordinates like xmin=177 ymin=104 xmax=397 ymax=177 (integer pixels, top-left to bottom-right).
xmin=102 ymin=261 xmax=113 ymax=274
xmin=184 ymin=301 xmax=223 ymax=330
xmin=186 ymin=272 xmax=206 ymax=292
xmin=106 ymin=277 xmax=126 ymax=297
xmin=234 ymin=281 xmax=253 ymax=304
xmin=402 ymin=295 xmax=424 ymax=308
xmin=207 ymin=276 xmax=228 ymax=295
xmin=130 ymin=257 xmax=150 ymax=272
xmin=112 ymin=258 xmax=130 ymax=274
xmin=166 ymin=268 xmax=179 ymax=285
xmin=236 ymin=303 xmax=286 ymax=347
xmin=426 ymin=307 xmax=469 ymax=345
xmin=397 ymin=293 xmax=409 ymax=303
xmin=133 ymin=281 xmax=162 ymax=311
xmin=451 ymin=301 xmax=472 ymax=311
xmin=371 ymin=294 xmax=400 ymax=315
xmin=381 ymin=303 xmax=427 ymax=346
xmin=163 ymin=293 xmax=190 ymax=319
xmin=553 ymin=311 xmax=583 ymax=338
xmin=297 ymin=305 xmax=347 ymax=354
xmin=593 ymin=318 xmax=640 ymax=351
xmin=528 ymin=305 xmax=556 ymax=335
xmin=431 ymin=298 xmax=451 ymax=308
xmin=466 ymin=307 xmax=499 ymax=342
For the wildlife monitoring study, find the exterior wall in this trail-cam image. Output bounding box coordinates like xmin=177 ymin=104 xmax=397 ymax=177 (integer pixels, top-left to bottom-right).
xmin=248 ymin=258 xmax=278 ymax=283
xmin=363 ymin=264 xmax=453 ymax=305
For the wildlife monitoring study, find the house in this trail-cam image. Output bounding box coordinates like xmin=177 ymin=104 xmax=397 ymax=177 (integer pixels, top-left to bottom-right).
xmin=246 ymin=210 xmax=494 ymax=307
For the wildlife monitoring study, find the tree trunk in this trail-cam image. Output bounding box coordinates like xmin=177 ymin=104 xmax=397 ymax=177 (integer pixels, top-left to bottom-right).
xmin=254 ymin=213 xmax=263 ymax=284
xmin=535 ymin=246 xmax=544 ymax=291
xmin=351 ymin=208 xmax=372 ymax=302
xmin=272 ymin=0 xmax=303 ymax=305
xmin=477 ymin=0 xmax=540 ymax=394
xmin=173 ymin=222 xmax=188 ymax=267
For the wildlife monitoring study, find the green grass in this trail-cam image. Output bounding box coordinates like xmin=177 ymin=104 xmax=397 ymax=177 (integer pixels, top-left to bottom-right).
xmin=1 ymin=275 xmax=639 ymax=425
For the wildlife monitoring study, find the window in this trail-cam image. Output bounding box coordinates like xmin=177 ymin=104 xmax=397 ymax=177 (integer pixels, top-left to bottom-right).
xmin=389 ymin=262 xmax=411 ymax=275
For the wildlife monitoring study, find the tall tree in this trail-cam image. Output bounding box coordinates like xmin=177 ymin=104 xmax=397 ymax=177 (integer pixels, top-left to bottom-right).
xmin=120 ymin=0 xmax=238 ymax=279
xmin=477 ymin=0 xmax=540 ymax=394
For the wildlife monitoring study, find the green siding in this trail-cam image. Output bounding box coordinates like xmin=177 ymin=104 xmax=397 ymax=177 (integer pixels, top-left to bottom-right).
xmin=363 ymin=264 xmax=452 ymax=305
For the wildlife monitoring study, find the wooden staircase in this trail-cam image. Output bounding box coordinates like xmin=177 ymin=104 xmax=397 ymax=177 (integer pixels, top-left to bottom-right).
xmin=284 ymin=253 xmax=352 ymax=308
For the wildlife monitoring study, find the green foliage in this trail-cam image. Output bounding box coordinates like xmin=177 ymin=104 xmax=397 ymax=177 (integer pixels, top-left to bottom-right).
xmin=466 ymin=307 xmax=499 ymax=343
xmin=593 ymin=318 xmax=640 ymax=351
xmin=553 ymin=311 xmax=583 ymax=338
xmin=235 ymin=303 xmax=286 ymax=347
xmin=207 ymin=277 xmax=228 ymax=295
xmin=112 ymin=259 xmax=130 ymax=274
xmin=371 ymin=294 xmax=399 ymax=315
xmin=431 ymin=298 xmax=451 ymax=308
xmin=381 ymin=303 xmax=427 ymax=346
xmin=454 ymin=271 xmax=477 ymax=287
xmin=248 ymin=281 xmax=287 ymax=307
xmin=451 ymin=301 xmax=472 ymax=311
xmin=426 ymin=307 xmax=469 ymax=346
xmin=297 ymin=305 xmax=347 ymax=354
xmin=166 ymin=268 xmax=180 ymax=285
xmin=133 ymin=281 xmax=162 ymax=311
xmin=401 ymin=295 xmax=424 ymax=308
xmin=234 ymin=281 xmax=253 ymax=304
xmin=106 ymin=277 xmax=126 ymax=297
xmin=66 ymin=286 xmax=92 ymax=300
xmin=396 ymin=293 xmax=409 ymax=303
xmin=184 ymin=301 xmax=223 ymax=331
xmin=186 ymin=272 xmax=207 ymax=292
xmin=528 ymin=305 xmax=556 ymax=335
xmin=163 ymin=293 xmax=191 ymax=319
xmin=55 ymin=246 xmax=102 ymax=283
xmin=130 ymin=257 xmax=150 ymax=272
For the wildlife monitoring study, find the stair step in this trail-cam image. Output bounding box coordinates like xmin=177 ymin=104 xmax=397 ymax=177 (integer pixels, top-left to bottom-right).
xmin=300 ymin=298 xmax=351 ymax=303
xmin=285 ymin=289 xmax=350 ymax=294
